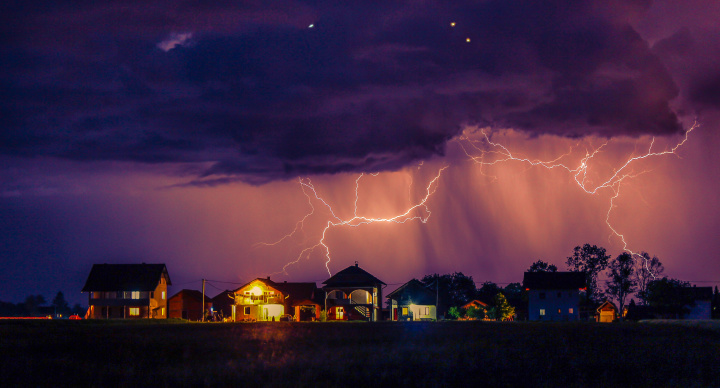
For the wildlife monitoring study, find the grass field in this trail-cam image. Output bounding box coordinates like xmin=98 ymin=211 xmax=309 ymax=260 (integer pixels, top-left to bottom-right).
xmin=1 ymin=320 xmax=719 ymax=387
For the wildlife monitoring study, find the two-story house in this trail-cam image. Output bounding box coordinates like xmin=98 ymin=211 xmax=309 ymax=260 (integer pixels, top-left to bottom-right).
xmin=523 ymin=272 xmax=585 ymax=321
xmin=323 ymin=262 xmax=385 ymax=321
xmin=233 ymin=277 xmax=322 ymax=321
xmin=82 ymin=263 xmax=171 ymax=319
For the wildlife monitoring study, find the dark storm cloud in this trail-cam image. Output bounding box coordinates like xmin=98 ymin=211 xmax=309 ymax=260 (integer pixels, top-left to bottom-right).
xmin=0 ymin=0 xmax=690 ymax=182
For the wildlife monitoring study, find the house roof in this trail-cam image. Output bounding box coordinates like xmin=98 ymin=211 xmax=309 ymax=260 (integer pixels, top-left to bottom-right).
xmin=169 ymin=289 xmax=212 ymax=303
xmin=81 ymin=263 xmax=171 ymax=292
xmin=386 ymin=279 xmax=435 ymax=305
xmin=211 ymin=290 xmax=235 ymax=302
xmin=596 ymin=300 xmax=618 ymax=312
xmin=233 ymin=278 xmax=320 ymax=306
xmin=322 ymin=263 xmax=385 ymax=288
xmin=523 ymin=272 xmax=585 ymax=290
xmin=462 ymin=300 xmax=489 ymax=309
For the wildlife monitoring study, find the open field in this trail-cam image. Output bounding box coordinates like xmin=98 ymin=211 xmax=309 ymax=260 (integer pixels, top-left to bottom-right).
xmin=1 ymin=320 xmax=719 ymax=387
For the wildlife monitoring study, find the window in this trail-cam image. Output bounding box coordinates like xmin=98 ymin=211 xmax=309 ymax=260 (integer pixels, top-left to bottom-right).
xmin=558 ymin=309 xmax=561 ymax=314
xmin=161 ymin=307 xmax=165 ymax=316
xmin=337 ymin=307 xmax=344 ymax=320
xmin=161 ymin=291 xmax=165 ymax=300
xmin=402 ymin=307 xmax=408 ymax=315
xmin=423 ymin=307 xmax=429 ymax=316
xmin=539 ymin=292 xmax=546 ymax=300
xmin=244 ymin=306 xmax=250 ymax=315
xmin=539 ymin=309 xmax=545 ymax=316
xmin=131 ymin=291 xmax=140 ymax=299
xmin=569 ymin=308 xmax=574 ymax=314
xmin=129 ymin=308 xmax=140 ymax=316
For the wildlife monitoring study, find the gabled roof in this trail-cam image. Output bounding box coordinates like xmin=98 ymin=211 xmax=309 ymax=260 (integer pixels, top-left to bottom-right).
xmin=232 ymin=278 xmax=320 ymax=306
xmin=462 ymin=300 xmax=489 ymax=309
xmin=81 ymin=263 xmax=171 ymax=292
xmin=523 ymin=272 xmax=585 ymax=290
xmin=211 ymin=290 xmax=235 ymax=302
xmin=386 ymin=279 xmax=435 ymax=305
xmin=169 ymin=289 xmax=212 ymax=303
xmin=322 ymin=263 xmax=385 ymax=288
xmin=597 ymin=300 xmax=618 ymax=312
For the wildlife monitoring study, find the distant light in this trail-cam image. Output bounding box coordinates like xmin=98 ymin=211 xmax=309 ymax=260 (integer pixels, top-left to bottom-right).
xmin=308 ymin=24 xmax=314 ymax=28
xmin=450 ymin=22 xmax=456 ymax=27
xmin=466 ymin=37 xmax=471 ymax=43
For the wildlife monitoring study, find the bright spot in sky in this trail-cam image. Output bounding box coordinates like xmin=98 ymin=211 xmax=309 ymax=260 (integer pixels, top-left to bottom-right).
xmin=157 ymin=32 xmax=193 ymax=52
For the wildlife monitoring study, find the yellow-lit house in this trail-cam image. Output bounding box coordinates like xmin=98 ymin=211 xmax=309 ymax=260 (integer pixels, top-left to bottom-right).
xmin=233 ymin=277 xmax=322 ymax=321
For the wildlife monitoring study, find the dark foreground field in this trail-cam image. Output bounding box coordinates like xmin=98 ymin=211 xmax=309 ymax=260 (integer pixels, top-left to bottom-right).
xmin=1 ymin=320 xmax=719 ymax=387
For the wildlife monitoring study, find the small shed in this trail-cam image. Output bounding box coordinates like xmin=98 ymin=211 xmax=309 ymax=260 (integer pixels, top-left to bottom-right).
xmin=596 ymin=300 xmax=618 ymax=322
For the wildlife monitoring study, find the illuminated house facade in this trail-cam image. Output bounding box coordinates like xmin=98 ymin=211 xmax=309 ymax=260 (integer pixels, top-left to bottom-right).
xmin=596 ymin=300 xmax=618 ymax=322
xmin=323 ymin=262 xmax=385 ymax=321
xmin=82 ymin=263 xmax=171 ymax=319
xmin=233 ymin=278 xmax=322 ymax=322
xmin=168 ymin=289 xmax=212 ymax=321
xmin=523 ymin=272 xmax=585 ymax=321
xmin=386 ymin=279 xmax=437 ymax=321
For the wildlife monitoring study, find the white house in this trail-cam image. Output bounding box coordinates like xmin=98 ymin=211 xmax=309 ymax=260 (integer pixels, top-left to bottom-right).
xmin=386 ymin=279 xmax=437 ymax=321
xmin=523 ymin=272 xmax=586 ymax=321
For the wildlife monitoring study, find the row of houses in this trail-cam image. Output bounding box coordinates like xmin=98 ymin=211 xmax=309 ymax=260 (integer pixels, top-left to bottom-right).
xmin=81 ymin=262 xmax=713 ymax=322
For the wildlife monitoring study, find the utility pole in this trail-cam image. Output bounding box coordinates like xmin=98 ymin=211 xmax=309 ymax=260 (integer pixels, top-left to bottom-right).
xmin=201 ymin=279 xmax=206 ymax=322
xmin=436 ymin=275 xmax=439 ymax=320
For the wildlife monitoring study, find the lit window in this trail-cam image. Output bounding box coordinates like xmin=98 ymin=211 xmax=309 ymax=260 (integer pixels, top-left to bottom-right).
xmin=244 ymin=306 xmax=250 ymax=315
xmin=558 ymin=309 xmax=561 ymax=314
xmin=161 ymin=307 xmax=165 ymax=316
xmin=162 ymin=291 xmax=165 ymax=300
xmin=337 ymin=307 xmax=344 ymax=320
xmin=539 ymin=309 xmax=545 ymax=316
xmin=569 ymin=308 xmax=574 ymax=314
xmin=129 ymin=308 xmax=140 ymax=316
xmin=402 ymin=307 xmax=408 ymax=315
xmin=131 ymin=291 xmax=140 ymax=299
xmin=539 ymin=292 xmax=546 ymax=300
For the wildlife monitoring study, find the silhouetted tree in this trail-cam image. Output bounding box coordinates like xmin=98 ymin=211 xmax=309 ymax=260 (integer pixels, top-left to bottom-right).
xmin=52 ymin=291 xmax=71 ymax=317
xmin=634 ymin=252 xmax=664 ymax=305
xmin=476 ymin=281 xmax=501 ymax=305
xmin=644 ymin=278 xmax=694 ymax=318
xmin=23 ymin=295 xmax=47 ymax=317
xmin=527 ymin=260 xmax=558 ymax=272
xmin=421 ymin=273 xmax=476 ymax=318
xmin=566 ymin=244 xmax=610 ymax=303
xmin=605 ymin=252 xmax=636 ymax=317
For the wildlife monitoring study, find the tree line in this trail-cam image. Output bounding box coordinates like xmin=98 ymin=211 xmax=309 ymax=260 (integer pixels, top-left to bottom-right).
xmin=415 ymin=243 xmax=720 ymax=321
xmin=0 ymin=291 xmax=86 ymax=318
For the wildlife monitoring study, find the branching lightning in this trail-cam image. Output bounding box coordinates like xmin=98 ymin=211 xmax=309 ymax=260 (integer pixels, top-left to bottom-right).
xmin=458 ymin=122 xmax=697 ymax=274
xmin=263 ymin=168 xmax=447 ymax=276
xmin=261 ymin=122 xmax=696 ymax=279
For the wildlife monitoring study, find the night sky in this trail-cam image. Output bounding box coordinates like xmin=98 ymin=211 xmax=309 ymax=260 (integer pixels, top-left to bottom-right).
xmin=1 ymin=0 xmax=719 ymax=306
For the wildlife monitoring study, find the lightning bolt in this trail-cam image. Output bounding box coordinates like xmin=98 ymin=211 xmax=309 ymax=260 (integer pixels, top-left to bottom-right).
xmin=266 ymin=167 xmax=448 ymax=276
xmin=458 ymin=122 xmax=697 ymax=273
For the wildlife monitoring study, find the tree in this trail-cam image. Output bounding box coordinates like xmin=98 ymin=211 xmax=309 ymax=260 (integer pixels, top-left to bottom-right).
xmin=447 ymin=306 xmax=465 ymax=320
xmin=487 ymin=293 xmax=515 ymax=321
xmin=52 ymin=291 xmax=71 ymax=317
xmin=466 ymin=305 xmax=486 ymax=320
xmin=634 ymin=252 xmax=664 ymax=305
xmin=421 ymin=273 xmax=477 ymax=318
xmin=605 ymin=252 xmax=636 ymax=317
xmin=566 ymin=244 xmax=610 ymax=303
xmin=644 ymin=278 xmax=694 ymax=318
xmin=476 ymin=281 xmax=501 ymax=305
xmin=527 ymin=260 xmax=558 ymax=273
xmin=23 ymin=295 xmax=46 ymax=317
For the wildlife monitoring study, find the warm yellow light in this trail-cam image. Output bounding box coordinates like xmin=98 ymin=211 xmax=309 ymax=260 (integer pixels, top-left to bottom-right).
xmin=466 ymin=37 xmax=471 ymax=43
xmin=250 ymin=286 xmax=263 ymax=296
xmin=450 ymin=22 xmax=456 ymax=27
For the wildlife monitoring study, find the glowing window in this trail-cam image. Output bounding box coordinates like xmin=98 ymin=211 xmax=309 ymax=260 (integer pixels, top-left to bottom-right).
xmin=161 ymin=307 xmax=165 ymax=316
xmin=337 ymin=307 xmax=344 ymax=320
xmin=131 ymin=291 xmax=140 ymax=299
xmin=402 ymin=307 xmax=408 ymax=315
xmin=569 ymin=308 xmax=574 ymax=314
xmin=539 ymin=309 xmax=545 ymax=316
xmin=162 ymin=291 xmax=165 ymax=300
xmin=129 ymin=308 xmax=139 ymax=316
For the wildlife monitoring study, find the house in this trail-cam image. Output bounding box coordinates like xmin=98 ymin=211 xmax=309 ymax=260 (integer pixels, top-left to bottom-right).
xmin=233 ymin=277 xmax=322 ymax=322
xmin=82 ymin=263 xmax=171 ymax=319
xmin=462 ymin=300 xmax=489 ymax=310
xmin=625 ymin=285 xmax=713 ymax=320
xmin=386 ymin=279 xmax=437 ymax=321
xmin=168 ymin=289 xmax=212 ymax=321
xmin=685 ymin=286 xmax=712 ymax=319
xmin=212 ymin=290 xmax=237 ymax=321
xmin=596 ymin=300 xmax=618 ymax=322
xmin=523 ymin=272 xmax=585 ymax=321
xmin=323 ymin=262 xmax=385 ymax=321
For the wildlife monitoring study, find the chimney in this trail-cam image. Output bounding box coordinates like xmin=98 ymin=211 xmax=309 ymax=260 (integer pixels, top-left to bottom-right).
xmin=355 ymin=261 xmax=359 ymax=267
